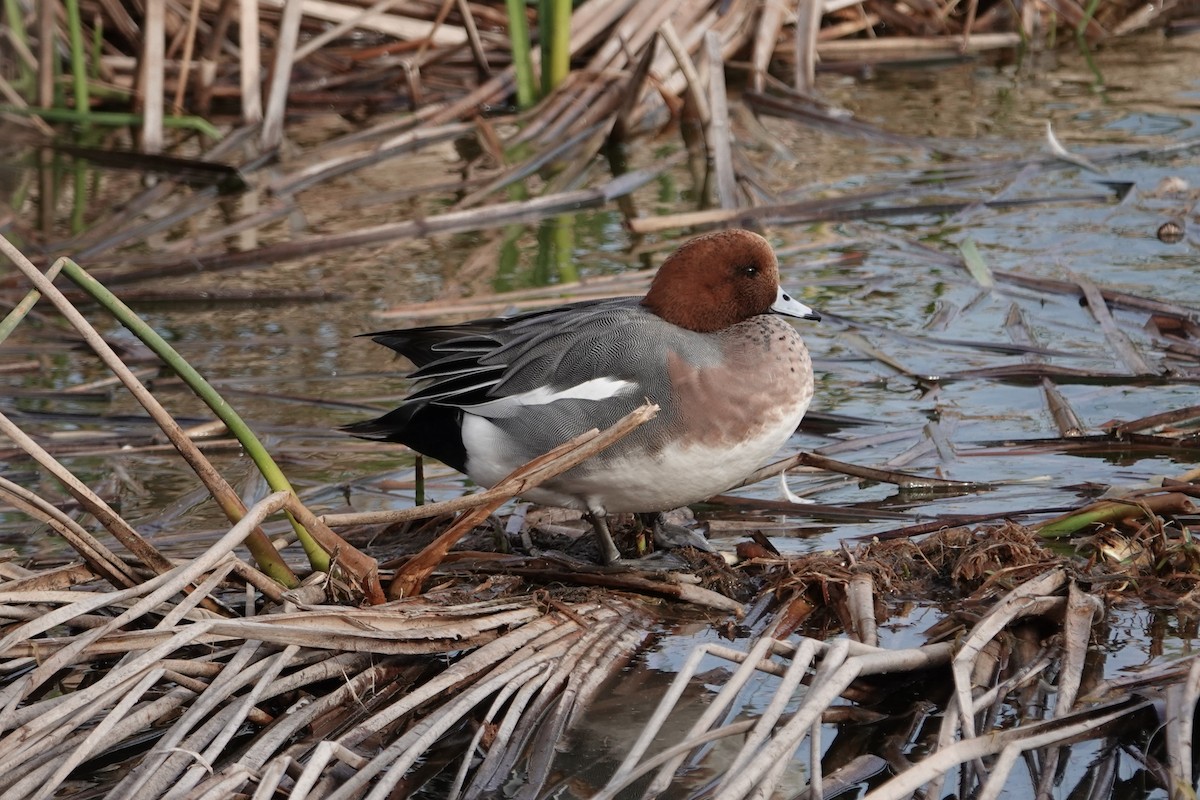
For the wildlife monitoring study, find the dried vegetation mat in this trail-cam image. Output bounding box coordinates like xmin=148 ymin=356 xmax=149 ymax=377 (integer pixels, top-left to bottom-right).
xmin=3 ymin=481 xmax=1200 ymax=798
xmin=2 ymin=218 xmax=1200 ymax=796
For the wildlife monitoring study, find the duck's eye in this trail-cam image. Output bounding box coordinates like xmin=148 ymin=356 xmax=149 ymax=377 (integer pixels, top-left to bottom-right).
xmin=740 ymin=264 xmax=758 ymax=278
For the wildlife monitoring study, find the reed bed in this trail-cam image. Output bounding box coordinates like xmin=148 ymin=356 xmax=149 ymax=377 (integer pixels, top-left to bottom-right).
xmin=1 ymin=0 xmax=1191 ymax=255
xmin=4 ymin=0 xmax=1186 ymax=146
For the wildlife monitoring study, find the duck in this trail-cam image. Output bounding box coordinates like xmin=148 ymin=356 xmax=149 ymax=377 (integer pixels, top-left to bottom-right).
xmin=345 ymin=229 xmax=819 ymax=564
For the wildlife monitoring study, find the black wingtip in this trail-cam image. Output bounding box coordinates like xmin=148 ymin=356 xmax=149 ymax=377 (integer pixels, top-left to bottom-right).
xmin=339 ymin=417 xmax=392 ymax=440
xmin=341 ymin=403 xmax=468 ymax=474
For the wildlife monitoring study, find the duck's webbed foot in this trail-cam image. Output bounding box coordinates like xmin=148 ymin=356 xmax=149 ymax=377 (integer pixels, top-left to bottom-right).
xmin=639 ymin=511 xmax=715 ymax=554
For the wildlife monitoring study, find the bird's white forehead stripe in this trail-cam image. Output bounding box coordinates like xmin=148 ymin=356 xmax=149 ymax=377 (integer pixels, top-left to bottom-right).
xmin=465 ymin=377 xmax=637 ymax=418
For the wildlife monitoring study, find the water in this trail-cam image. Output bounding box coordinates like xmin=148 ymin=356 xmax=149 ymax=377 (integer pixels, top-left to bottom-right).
xmin=2 ymin=29 xmax=1200 ymax=799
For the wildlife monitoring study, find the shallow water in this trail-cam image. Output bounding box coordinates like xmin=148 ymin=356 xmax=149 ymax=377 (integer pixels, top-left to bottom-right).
xmin=2 ymin=29 xmax=1200 ymax=800
xmin=12 ymin=36 xmax=1198 ymax=546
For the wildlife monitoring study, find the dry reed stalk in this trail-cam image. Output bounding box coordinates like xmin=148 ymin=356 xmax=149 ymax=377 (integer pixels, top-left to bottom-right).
xmin=516 ymin=75 xmax=622 ymax=150
xmin=34 ymin=0 xmax=53 ymax=114
xmin=0 ymin=563 xmax=98 ymax=593
xmin=751 ymin=0 xmax=786 ymax=93
xmin=625 ymin=0 xmax=733 ymax=125
xmin=454 ymin=120 xmax=605 ymax=208
xmin=0 ymin=476 xmax=137 ymax=589
xmin=269 ymin=120 xmax=475 ymax=195
xmin=260 ymin=0 xmax=305 ymax=150
xmin=597 ymin=635 xmax=956 ymax=798
xmin=1072 ymin=271 xmax=1156 ymax=375
xmin=819 ymin=7 xmax=882 ymax=39
xmin=148 ymin=643 xmax=301 ymax=798
xmin=814 ymin=31 xmax=1022 ymax=60
xmin=0 ymin=75 xmax=54 ymax=136
xmin=140 ymin=0 xmax=165 ymax=153
xmin=3 ymin=237 xmax=378 ymax=600
xmin=872 ymin=699 xmax=1149 ymax=800
xmin=993 ymin=266 xmax=1200 ymax=323
xmin=504 ymin=0 xmax=680 ymax=145
xmin=736 ymin=450 xmax=979 ymax=492
xmin=0 ymin=491 xmax=654 ymax=797
xmin=1029 ymin=582 xmax=1104 ymax=794
xmin=593 ymin=562 xmax=1157 ymax=800
xmin=44 ymin=125 xmax=258 ymax=263
xmin=37 ymin=0 xmax=1122 ymax=284
xmin=238 ymin=0 xmax=263 ymax=123
xmin=704 ymin=31 xmax=736 ymax=209
xmin=626 ymin=176 xmax=1115 ymax=234
xmin=100 ymin=162 xmax=671 ymax=284
xmin=794 ymin=0 xmax=823 ymax=93
xmin=0 ymin=493 xmax=289 ymax=729
xmin=51 ymin=0 xmax=1166 ymax=151
xmin=321 ymin=601 xmax=636 ymax=799
xmin=647 ymin=635 xmax=783 ymax=794
xmin=1166 ymin=657 xmax=1200 ymax=798
xmin=292 ymin=0 xmax=408 ymax=63
xmin=0 ymin=409 xmax=176 ymax=577
xmin=367 ymin=269 xmax=654 ymax=322
xmin=258 ymin=0 xmax=469 ymax=44
xmin=97 ymin=598 xmax=638 ymax=797
xmin=1005 ymin=303 xmax=1085 ymax=437
xmin=660 ymin=20 xmax=709 ymax=125
xmin=171 ymin=0 xmax=203 ymax=114
xmin=445 ymin=617 xmax=621 ymax=795
xmin=845 ymin=572 xmax=877 ymax=646
xmin=0 ymin=244 xmax=283 ymax=574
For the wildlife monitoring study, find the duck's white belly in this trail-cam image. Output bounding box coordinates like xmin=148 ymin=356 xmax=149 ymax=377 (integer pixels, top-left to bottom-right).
xmin=460 ymin=394 xmax=809 ymax=513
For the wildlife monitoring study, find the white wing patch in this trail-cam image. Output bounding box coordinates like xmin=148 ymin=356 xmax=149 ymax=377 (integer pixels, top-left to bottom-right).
xmin=463 ymin=377 xmax=637 ymax=419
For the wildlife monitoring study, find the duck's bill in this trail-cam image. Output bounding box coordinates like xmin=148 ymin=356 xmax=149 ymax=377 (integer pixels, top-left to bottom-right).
xmin=772 ymin=287 xmax=821 ymax=321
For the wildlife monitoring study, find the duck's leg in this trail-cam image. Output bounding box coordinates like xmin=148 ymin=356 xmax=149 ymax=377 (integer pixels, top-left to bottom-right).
xmin=585 ymin=507 xmax=622 ymax=565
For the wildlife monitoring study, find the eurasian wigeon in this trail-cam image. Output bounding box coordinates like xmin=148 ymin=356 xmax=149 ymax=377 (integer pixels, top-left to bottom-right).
xmin=346 ymin=229 xmax=819 ymax=564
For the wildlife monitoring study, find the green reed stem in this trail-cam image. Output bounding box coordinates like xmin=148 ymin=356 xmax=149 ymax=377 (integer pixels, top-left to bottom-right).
xmin=505 ymin=0 xmax=537 ymax=108
xmin=2 ymin=0 xmax=33 ymax=93
xmin=64 ymin=0 xmax=90 ymax=121
xmin=0 ymin=105 xmax=222 ymax=138
xmin=60 ymin=259 xmax=319 ymax=580
xmin=540 ymin=0 xmax=571 ymax=94
xmin=71 ymin=157 xmax=87 ymax=233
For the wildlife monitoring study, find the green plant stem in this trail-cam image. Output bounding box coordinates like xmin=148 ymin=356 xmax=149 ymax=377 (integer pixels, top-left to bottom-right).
xmin=540 ymin=0 xmax=570 ymax=94
xmin=71 ymin=156 xmax=87 ymax=233
xmin=91 ymin=17 xmax=104 ymax=80
xmin=0 ymin=105 xmax=222 ymax=138
xmin=1076 ymin=0 xmax=1101 ymax=38
xmin=414 ymin=454 xmax=424 ymax=506
xmin=2 ymin=0 xmax=34 ymax=92
xmin=64 ymin=0 xmax=89 ymax=121
xmin=1037 ymin=493 xmax=1194 ymax=538
xmin=60 ymin=259 xmax=323 ymax=578
xmin=552 ymin=213 xmax=576 ymax=282
xmin=505 ymin=0 xmax=536 ymax=108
